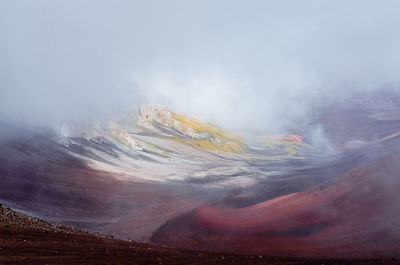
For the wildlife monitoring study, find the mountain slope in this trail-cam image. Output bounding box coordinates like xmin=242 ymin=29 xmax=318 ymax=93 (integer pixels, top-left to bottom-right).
xmin=138 ymin=105 xmax=247 ymax=153
xmin=151 ymin=152 xmax=400 ymax=258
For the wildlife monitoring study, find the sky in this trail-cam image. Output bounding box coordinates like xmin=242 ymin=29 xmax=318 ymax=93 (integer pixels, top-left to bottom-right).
xmin=1 ymin=1 xmax=400 ymax=133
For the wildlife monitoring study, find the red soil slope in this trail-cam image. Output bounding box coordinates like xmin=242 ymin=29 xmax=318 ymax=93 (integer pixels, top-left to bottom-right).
xmin=0 ymin=207 xmax=395 ymax=264
xmin=152 ymin=153 xmax=400 ymax=258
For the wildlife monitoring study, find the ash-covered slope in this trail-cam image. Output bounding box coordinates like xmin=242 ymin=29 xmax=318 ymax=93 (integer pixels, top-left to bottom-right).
xmin=151 ymin=151 xmax=400 ymax=258
xmin=0 ymin=106 xmax=313 ymax=242
xmin=3 ymin=206 xmax=392 ymax=265
xmin=1 ymin=101 xmax=400 ymax=259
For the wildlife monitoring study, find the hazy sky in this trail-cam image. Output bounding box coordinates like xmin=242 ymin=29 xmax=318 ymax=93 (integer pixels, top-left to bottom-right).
xmin=1 ymin=1 xmax=400 ymax=133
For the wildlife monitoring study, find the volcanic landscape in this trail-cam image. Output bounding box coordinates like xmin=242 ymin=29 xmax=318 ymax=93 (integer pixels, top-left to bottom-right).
xmin=1 ymin=91 xmax=400 ymax=263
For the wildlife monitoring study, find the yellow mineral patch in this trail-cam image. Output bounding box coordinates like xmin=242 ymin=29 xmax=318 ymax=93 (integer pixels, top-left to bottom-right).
xmin=261 ymin=135 xmax=307 ymax=156
xmin=170 ymin=132 xmax=246 ymax=153
xmin=170 ymin=112 xmax=246 ymax=153
xmin=137 ymin=105 xmax=246 ymax=153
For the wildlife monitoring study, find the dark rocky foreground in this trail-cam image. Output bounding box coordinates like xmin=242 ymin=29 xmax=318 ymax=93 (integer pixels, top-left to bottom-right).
xmin=0 ymin=206 xmax=398 ymax=265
